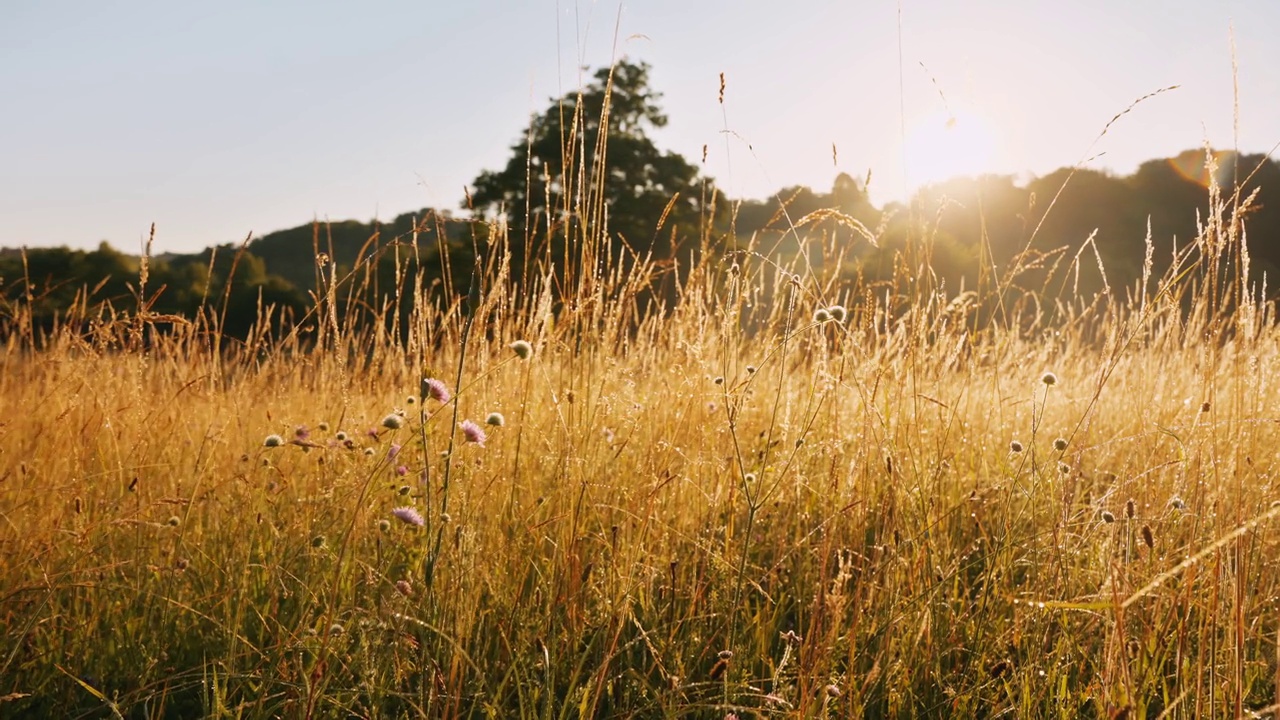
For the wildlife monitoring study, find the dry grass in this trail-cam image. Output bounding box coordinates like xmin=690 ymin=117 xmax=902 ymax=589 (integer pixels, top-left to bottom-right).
xmin=2 ymin=123 xmax=1280 ymax=720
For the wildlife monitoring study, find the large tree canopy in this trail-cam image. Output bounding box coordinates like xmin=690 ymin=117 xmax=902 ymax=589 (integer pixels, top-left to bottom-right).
xmin=468 ymin=60 xmax=713 ymax=269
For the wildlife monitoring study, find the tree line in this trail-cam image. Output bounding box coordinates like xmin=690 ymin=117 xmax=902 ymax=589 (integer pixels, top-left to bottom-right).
xmin=3 ymin=59 xmax=1277 ymax=341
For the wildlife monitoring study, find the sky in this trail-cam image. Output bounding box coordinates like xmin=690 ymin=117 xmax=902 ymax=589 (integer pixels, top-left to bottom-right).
xmin=2 ymin=0 xmax=1277 ymax=255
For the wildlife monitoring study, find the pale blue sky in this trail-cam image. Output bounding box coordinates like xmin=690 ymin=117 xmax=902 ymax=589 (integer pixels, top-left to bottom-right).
xmin=2 ymin=0 xmax=1276 ymax=254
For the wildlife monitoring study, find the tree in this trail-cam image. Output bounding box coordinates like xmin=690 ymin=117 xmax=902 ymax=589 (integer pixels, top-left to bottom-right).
xmin=468 ymin=59 xmax=713 ymax=278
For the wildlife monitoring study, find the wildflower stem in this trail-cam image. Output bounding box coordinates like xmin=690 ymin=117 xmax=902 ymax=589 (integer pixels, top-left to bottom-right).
xmin=425 ymin=263 xmax=479 ymax=586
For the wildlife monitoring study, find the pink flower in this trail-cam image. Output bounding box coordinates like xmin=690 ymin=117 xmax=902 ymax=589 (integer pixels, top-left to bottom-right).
xmin=391 ymin=506 xmax=424 ymax=527
xmin=422 ymin=378 xmax=450 ymax=404
xmin=460 ymin=419 xmax=486 ymax=446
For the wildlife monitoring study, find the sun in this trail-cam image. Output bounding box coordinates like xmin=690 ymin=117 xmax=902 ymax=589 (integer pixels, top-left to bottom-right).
xmin=902 ymin=110 xmax=998 ymax=193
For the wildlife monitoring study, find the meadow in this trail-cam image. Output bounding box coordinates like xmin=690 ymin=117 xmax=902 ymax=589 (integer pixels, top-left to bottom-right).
xmin=3 ymin=155 xmax=1280 ymax=720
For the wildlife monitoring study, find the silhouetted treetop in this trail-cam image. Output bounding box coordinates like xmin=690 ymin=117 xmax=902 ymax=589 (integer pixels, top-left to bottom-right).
xmin=468 ymin=59 xmax=713 ymax=263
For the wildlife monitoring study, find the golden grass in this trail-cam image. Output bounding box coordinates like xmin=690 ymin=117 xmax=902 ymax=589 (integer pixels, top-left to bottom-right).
xmin=2 ymin=129 xmax=1279 ymax=719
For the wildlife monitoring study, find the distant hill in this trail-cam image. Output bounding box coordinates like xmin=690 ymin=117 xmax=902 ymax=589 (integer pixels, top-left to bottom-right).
xmin=4 ymin=149 xmax=1279 ymax=340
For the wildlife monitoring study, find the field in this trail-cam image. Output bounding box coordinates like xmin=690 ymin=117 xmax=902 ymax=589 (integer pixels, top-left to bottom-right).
xmin=3 ymin=169 xmax=1280 ymax=719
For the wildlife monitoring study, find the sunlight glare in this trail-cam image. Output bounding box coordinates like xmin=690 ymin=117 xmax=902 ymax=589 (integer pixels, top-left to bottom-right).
xmin=902 ymin=110 xmax=998 ymax=194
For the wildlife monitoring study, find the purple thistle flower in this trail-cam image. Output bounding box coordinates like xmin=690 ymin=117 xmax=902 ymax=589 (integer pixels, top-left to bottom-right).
xmin=460 ymin=419 xmax=486 ymax=447
xmin=388 ymin=443 xmax=402 ymax=459
xmin=422 ymin=377 xmax=450 ymax=404
xmin=395 ymin=465 xmax=408 ymax=476
xmin=391 ymin=506 xmax=424 ymax=527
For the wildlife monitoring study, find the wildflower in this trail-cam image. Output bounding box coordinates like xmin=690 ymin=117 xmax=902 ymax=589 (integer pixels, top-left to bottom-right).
xmin=398 ymin=485 xmax=411 ymax=496
xmin=746 ymin=365 xmax=757 ymax=374
xmin=363 ymin=448 xmax=375 ymax=457
xmin=718 ymin=649 xmax=733 ymax=660
xmin=395 ymin=466 xmax=408 ymax=477
xmin=395 ymin=580 xmax=413 ymax=597
xmin=1058 ymin=462 xmax=1071 ymax=476
xmin=713 ymin=376 xmax=724 ymax=385
xmin=166 ymin=516 xmax=181 ymax=527
xmin=317 ymin=422 xmax=330 ymax=432
xmin=381 ymin=414 xmax=404 ymax=431
xmin=825 ymin=684 xmax=842 ymax=698
xmin=486 ymin=412 xmax=505 ymax=427
xmin=827 ymin=305 xmax=847 ymax=323
xmin=406 ymin=395 xmax=416 ymax=405
xmin=1009 ymin=440 xmax=1024 ymax=453
xmin=460 ymin=420 xmax=487 ymax=446
xmin=377 ymin=519 xmax=391 ymax=533
xmin=388 ymin=443 xmax=402 ymax=459
xmin=335 ymin=431 xmax=348 ymax=442
xmin=391 ymin=506 xmax=424 ymax=527
xmin=328 ymin=623 xmax=344 ymax=636
xmin=509 ymin=340 xmax=533 ymax=360
xmin=1041 ymin=372 xmax=1058 ymax=387
xmin=422 ymin=377 xmax=450 ymax=404
xmin=1053 ymin=437 xmax=1068 ymax=452
xmin=813 ymin=308 xmax=832 ymax=323
xmin=1169 ymin=496 xmax=1186 ymax=511
xmin=294 ymin=425 xmax=310 ymax=440
xmin=264 ymin=434 xmax=285 ymax=448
